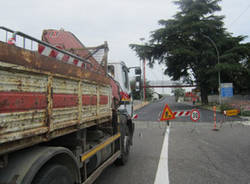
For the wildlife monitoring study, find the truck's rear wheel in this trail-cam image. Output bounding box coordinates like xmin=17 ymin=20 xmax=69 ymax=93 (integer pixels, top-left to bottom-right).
xmin=32 ymin=164 xmax=74 ymax=184
xmin=115 ymin=115 xmax=131 ymax=165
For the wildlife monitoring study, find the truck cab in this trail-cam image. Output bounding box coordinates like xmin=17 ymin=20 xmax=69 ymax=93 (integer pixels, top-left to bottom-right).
xmin=108 ymin=62 xmax=133 ymax=119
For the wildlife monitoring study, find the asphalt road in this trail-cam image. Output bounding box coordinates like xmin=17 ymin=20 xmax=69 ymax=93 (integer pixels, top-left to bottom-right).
xmin=95 ymin=121 xmax=166 ymax=184
xmin=95 ymin=97 xmax=250 ymax=184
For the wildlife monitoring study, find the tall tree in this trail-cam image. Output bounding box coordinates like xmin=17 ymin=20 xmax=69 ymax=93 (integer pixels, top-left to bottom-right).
xmin=130 ymin=0 xmax=250 ymax=104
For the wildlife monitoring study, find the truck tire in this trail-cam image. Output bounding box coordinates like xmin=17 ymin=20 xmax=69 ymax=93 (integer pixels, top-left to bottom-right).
xmin=115 ymin=115 xmax=131 ymax=166
xmin=32 ymin=164 xmax=74 ymax=184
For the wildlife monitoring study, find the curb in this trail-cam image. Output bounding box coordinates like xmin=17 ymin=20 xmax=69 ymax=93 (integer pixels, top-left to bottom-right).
xmin=237 ymin=117 xmax=250 ymax=126
xmin=179 ymin=101 xmax=221 ymax=112
xmin=240 ymin=116 xmax=250 ymax=120
xmin=134 ymin=101 xmax=149 ymax=111
xmin=199 ymin=105 xmax=221 ymax=112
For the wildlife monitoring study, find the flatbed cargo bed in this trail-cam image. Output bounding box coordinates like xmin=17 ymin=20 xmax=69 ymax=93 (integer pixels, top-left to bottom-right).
xmin=0 ymin=41 xmax=112 ymax=156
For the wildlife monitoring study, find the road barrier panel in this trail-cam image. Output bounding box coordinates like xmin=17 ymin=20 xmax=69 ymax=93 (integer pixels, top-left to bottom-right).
xmin=173 ymin=111 xmax=191 ymax=117
xmin=223 ymin=109 xmax=240 ymax=117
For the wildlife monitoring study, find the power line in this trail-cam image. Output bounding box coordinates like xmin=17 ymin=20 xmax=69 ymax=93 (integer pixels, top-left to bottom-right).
xmin=229 ymin=4 xmax=250 ymax=27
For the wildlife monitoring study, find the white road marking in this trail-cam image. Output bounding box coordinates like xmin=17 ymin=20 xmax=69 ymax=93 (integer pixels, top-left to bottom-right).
xmin=154 ymin=125 xmax=170 ymax=184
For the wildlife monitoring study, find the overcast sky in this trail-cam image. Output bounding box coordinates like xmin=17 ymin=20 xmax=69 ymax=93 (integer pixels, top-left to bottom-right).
xmin=1 ymin=0 xmax=250 ymax=93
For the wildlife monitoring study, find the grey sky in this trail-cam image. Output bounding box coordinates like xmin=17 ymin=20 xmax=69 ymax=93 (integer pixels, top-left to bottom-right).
xmin=1 ymin=0 xmax=250 ymax=93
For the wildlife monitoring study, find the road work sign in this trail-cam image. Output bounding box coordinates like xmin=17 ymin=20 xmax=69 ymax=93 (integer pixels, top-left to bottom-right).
xmin=224 ymin=109 xmax=239 ymax=116
xmin=160 ymin=104 xmax=175 ymax=121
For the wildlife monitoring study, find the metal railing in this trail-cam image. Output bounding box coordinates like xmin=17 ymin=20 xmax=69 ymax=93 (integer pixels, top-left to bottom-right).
xmin=0 ymin=26 xmax=92 ymax=69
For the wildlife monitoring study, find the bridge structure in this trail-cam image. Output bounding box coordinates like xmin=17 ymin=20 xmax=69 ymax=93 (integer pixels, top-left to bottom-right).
xmin=147 ymin=80 xmax=197 ymax=88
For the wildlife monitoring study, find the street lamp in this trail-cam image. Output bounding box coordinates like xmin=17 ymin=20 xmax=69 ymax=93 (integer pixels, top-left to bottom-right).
xmin=202 ymin=34 xmax=221 ymax=105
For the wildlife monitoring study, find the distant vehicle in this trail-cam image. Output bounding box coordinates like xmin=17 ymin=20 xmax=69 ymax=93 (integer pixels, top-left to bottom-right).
xmin=152 ymin=92 xmax=160 ymax=100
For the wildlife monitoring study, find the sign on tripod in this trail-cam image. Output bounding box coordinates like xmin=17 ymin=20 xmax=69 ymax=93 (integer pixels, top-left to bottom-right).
xmin=190 ymin=109 xmax=200 ymax=122
xmin=160 ymin=104 xmax=175 ymax=121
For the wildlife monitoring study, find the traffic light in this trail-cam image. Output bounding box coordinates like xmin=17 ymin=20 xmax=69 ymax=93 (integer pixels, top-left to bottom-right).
xmin=135 ymin=68 xmax=141 ymax=92
xmin=135 ymin=68 xmax=141 ymax=75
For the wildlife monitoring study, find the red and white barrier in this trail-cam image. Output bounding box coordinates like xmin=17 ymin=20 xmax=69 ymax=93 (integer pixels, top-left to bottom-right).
xmin=173 ymin=111 xmax=191 ymax=117
xmin=38 ymin=45 xmax=86 ymax=69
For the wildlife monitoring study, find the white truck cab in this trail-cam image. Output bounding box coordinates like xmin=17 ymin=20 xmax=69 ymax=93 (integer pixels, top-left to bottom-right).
xmin=108 ymin=61 xmax=133 ymax=118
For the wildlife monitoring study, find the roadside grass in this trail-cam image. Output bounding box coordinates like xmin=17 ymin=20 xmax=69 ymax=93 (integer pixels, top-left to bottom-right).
xmin=240 ymin=110 xmax=250 ymax=117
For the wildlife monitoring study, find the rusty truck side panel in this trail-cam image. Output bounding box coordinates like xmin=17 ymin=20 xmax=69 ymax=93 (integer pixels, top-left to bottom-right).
xmin=0 ymin=42 xmax=110 ymax=85
xmin=0 ymin=42 xmax=112 ymax=155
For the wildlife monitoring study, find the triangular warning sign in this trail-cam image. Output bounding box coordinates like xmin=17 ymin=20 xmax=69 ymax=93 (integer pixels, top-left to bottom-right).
xmin=160 ymin=104 xmax=175 ymax=121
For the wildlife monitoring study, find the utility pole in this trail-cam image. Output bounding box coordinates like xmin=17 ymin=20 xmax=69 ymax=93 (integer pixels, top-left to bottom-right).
xmin=139 ymin=38 xmax=146 ymax=101
xmin=143 ymin=59 xmax=146 ymax=101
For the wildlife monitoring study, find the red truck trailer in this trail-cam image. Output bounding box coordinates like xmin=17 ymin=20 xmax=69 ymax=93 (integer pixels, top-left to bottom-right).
xmin=0 ymin=27 xmax=138 ymax=184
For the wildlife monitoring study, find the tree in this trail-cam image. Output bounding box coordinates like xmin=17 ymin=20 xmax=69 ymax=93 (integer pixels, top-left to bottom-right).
xmin=130 ymin=79 xmax=154 ymax=101
xmin=130 ymin=0 xmax=250 ymax=104
xmin=218 ymin=39 xmax=250 ymax=94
